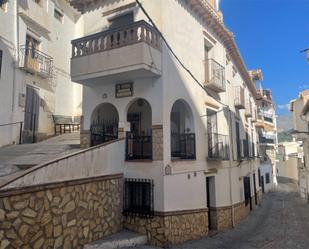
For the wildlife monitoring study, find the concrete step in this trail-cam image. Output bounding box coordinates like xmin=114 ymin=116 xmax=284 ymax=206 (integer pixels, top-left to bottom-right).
xmin=84 ymin=230 xmax=148 ymax=249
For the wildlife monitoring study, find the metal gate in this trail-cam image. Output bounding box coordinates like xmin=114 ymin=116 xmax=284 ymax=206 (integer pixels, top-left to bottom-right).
xmin=23 ymin=86 xmax=40 ymax=143
xmin=90 ymin=119 xmax=118 ymax=146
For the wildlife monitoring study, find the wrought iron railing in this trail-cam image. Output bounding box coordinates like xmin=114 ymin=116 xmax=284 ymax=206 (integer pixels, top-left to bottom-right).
xmin=259 ymin=137 xmax=275 ymax=144
xmin=207 ymin=133 xmax=229 ymax=160
xmin=0 ymin=121 xmax=23 ymax=145
xmin=90 ymin=122 xmax=118 ymax=146
xmin=71 ymin=20 xmax=161 ymax=58
xmin=171 ymin=133 xmax=196 ymax=160
xmin=123 ymin=178 xmax=154 ymax=218
xmin=126 ymin=132 xmax=152 ymax=160
xmin=19 ymin=46 xmax=53 ymax=78
xmin=205 ymin=59 xmax=226 ymax=91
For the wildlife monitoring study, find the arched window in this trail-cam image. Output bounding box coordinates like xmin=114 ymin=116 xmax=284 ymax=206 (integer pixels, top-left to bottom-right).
xmin=126 ymin=98 xmax=152 ymax=160
xmin=170 ymin=99 xmax=196 ymax=159
xmin=90 ymin=103 xmax=119 ymax=146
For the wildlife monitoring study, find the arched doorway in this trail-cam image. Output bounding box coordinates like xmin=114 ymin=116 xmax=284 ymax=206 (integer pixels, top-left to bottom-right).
xmin=90 ymin=103 xmax=119 ymax=146
xmin=126 ymin=98 xmax=152 ymax=160
xmin=170 ymin=99 xmax=196 ymax=159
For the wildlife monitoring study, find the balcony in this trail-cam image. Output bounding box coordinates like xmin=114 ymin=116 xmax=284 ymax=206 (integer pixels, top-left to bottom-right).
xmin=204 ymin=59 xmax=226 ymax=92
xmin=207 ymin=133 xmax=229 ymax=160
xmin=19 ymin=46 xmax=53 ymax=78
xmin=71 ymin=21 xmax=162 ymax=83
xmin=259 ymin=133 xmax=276 ymax=145
xmin=234 ymin=86 xmax=245 ymax=109
xmin=171 ymin=133 xmax=196 ymax=160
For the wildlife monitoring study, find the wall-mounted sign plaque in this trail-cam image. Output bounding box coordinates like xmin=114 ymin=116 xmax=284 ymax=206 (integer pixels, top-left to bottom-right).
xmin=115 ymin=82 xmax=133 ymax=98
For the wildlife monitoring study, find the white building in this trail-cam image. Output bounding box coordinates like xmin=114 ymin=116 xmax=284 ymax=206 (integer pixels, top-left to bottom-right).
xmin=277 ymin=141 xmax=303 ymax=185
xmin=290 ymin=90 xmax=309 ymax=201
xmin=254 ymin=82 xmax=278 ymax=192
xmin=68 ymin=0 xmax=266 ymax=246
xmin=0 ymin=0 xmax=82 ymax=147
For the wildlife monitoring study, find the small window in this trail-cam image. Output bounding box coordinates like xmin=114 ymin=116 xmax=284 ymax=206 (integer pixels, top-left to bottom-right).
xmin=123 ymin=178 xmax=154 ymax=218
xmin=0 ymin=0 xmax=8 ymax=12
xmin=0 ymin=50 xmax=2 ymax=77
xmin=109 ymin=12 xmax=134 ymax=29
xmin=265 ymin=173 xmax=270 ymax=184
xmin=54 ymin=9 xmax=64 ymax=23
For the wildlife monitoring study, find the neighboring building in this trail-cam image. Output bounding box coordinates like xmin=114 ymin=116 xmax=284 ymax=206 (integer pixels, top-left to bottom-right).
xmin=253 ymin=78 xmax=278 ymax=191
xmin=0 ymin=0 xmax=82 ymax=147
xmin=277 ymin=141 xmax=303 ymax=185
xmin=68 ymin=0 xmax=265 ymax=246
xmin=290 ymin=90 xmax=309 ymax=201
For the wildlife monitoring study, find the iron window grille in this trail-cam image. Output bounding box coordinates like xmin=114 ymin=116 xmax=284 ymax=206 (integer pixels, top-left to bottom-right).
xmin=123 ymin=178 xmax=154 ymax=218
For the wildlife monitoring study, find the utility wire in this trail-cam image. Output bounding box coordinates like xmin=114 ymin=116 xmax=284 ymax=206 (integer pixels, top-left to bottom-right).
xmin=135 ymin=0 xmax=228 ymax=108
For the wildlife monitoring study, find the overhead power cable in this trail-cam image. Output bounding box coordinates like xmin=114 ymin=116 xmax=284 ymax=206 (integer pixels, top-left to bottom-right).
xmin=135 ymin=0 xmax=228 ymax=108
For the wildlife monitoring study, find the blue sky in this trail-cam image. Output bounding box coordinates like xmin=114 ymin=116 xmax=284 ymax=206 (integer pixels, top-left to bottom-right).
xmin=220 ymin=0 xmax=309 ymax=115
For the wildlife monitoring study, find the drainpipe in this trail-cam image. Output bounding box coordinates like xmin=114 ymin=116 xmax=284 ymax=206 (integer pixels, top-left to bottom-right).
xmin=227 ymin=108 xmax=235 ymax=228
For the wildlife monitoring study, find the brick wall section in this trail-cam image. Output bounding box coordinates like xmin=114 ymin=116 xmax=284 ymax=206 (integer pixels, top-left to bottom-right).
xmin=123 ymin=209 xmax=208 ymax=247
xmin=0 ymin=174 xmax=123 ymax=249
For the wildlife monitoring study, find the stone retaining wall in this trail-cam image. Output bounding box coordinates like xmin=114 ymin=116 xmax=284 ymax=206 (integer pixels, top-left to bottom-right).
xmin=123 ymin=209 xmax=208 ymax=247
xmin=0 ymin=174 xmax=123 ymax=249
xmin=209 ymin=200 xmax=251 ymax=231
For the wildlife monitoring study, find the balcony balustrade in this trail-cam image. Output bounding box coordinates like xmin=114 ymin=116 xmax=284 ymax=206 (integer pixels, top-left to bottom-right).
xmin=171 ymin=133 xmax=196 ymax=160
xmin=207 ymin=133 xmax=229 ymax=160
xmin=71 ymin=20 xmax=162 ymax=83
xmin=19 ymin=46 xmax=53 ymax=78
xmin=234 ymin=86 xmax=245 ymax=109
xmin=204 ymin=59 xmax=226 ymax=92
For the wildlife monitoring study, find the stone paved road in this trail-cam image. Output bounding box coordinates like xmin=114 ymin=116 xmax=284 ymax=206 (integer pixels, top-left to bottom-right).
xmin=129 ymin=183 xmax=309 ymax=249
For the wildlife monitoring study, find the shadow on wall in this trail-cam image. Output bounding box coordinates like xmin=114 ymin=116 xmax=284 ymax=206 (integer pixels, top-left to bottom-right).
xmin=0 ymin=38 xmax=21 ymax=147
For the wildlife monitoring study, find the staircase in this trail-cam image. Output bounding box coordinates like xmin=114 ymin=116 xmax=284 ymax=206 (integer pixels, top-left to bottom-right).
xmin=84 ymin=230 xmax=148 ymax=249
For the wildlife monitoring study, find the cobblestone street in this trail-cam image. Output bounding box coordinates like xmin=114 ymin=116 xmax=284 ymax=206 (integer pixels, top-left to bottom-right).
xmin=131 ymin=183 xmax=309 ymax=249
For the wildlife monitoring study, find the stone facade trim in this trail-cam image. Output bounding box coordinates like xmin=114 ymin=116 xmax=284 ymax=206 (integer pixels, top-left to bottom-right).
xmin=155 ymin=208 xmax=208 ymax=216
xmin=0 ymin=174 xmax=123 ymax=198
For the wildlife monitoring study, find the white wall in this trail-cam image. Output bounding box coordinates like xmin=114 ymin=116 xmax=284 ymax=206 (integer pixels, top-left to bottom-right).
xmin=0 ymin=0 xmax=83 ymax=146
xmin=77 ymin=0 xmax=261 ymax=212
